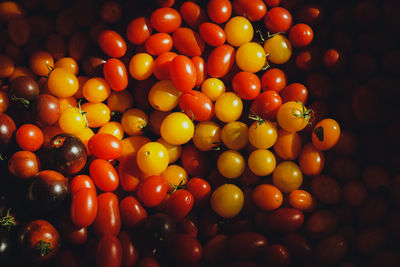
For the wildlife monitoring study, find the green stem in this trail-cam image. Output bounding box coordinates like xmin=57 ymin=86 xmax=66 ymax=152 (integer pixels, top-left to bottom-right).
xmin=35 ymin=240 xmax=53 ymax=256
xmin=0 ymin=209 xmax=16 ymax=231
xmin=11 ymin=95 xmax=30 ymax=108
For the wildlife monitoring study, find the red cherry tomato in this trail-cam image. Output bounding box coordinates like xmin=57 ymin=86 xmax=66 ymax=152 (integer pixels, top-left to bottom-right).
xmin=232 ymin=0 xmax=267 ymax=21
xmin=191 ymin=56 xmax=206 ymax=87
xmin=198 ymin=22 xmax=226 ymax=47
xmin=179 ymin=90 xmax=214 ymax=121
xmin=118 ymin=158 xmax=143 ymax=192
xmin=179 ymin=1 xmax=208 ymax=29
xmin=70 ymin=188 xmax=98 ymax=228
xmin=232 ymin=71 xmax=261 ymax=100
xmin=89 ymin=159 xmax=119 ymax=192
xmin=181 ymin=143 xmax=211 ymax=177
xmin=137 ymin=175 xmax=168 ymax=208
xmin=170 ymin=234 xmax=203 ymax=263
xmin=169 ymin=55 xmax=197 ymax=93
xmin=119 ymin=196 xmax=148 ymax=228
xmin=145 ymin=33 xmax=173 ymax=56
xmin=267 ymin=208 xmax=304 ymax=232
xmin=93 ymin=192 xmax=121 ymax=236
xmin=207 ymin=0 xmax=232 ymax=24
xmin=98 ymin=30 xmax=127 ymax=58
xmin=288 ymin=23 xmax=314 ymax=48
xmin=70 ymin=174 xmax=96 ymax=195
xmin=96 ymin=234 xmax=122 ymax=267
xmin=88 ymin=133 xmax=122 ymax=160
xmin=150 ymin=7 xmax=182 ymax=33
xmin=16 ymin=123 xmax=44 ymax=151
xmin=118 ymin=231 xmax=139 ymax=267
xmin=172 ymin=28 xmax=205 ymax=57
xmin=264 ymin=7 xmax=293 ymax=33
xmin=126 ymin=17 xmax=152 ymax=45
xmin=261 ymin=68 xmax=287 ymax=92
xmin=166 ymin=189 xmax=194 ymax=222
xmin=281 ymin=83 xmax=308 ymax=104
xmin=153 ymin=51 xmax=177 ymax=81
xmin=250 ymin=90 xmax=282 ymax=121
xmin=103 ymin=58 xmax=128 ymax=92
xmin=207 ymin=44 xmax=235 ymax=78
xmin=186 ymin=177 xmax=211 ymax=207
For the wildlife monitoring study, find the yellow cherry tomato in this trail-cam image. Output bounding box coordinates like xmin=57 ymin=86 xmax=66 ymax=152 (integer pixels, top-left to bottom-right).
xmin=47 ymin=68 xmax=79 ymax=97
xmin=236 ymin=42 xmax=266 ymax=73
xmin=215 ymin=92 xmax=243 ymax=123
xmin=121 ymin=108 xmax=148 ymax=136
xmin=58 ymin=96 xmax=77 ymax=112
xmin=221 ymin=121 xmax=248 ymax=150
xmin=273 ymin=161 xmax=303 ymax=193
xmin=136 ymin=142 xmax=169 ymax=175
xmin=224 ymin=16 xmax=253 ymax=47
xmin=58 ymin=107 xmax=86 ymax=134
xmin=107 ymin=90 xmax=134 ymax=113
xmin=74 ymin=127 xmax=94 ymax=154
xmin=74 ymin=76 xmax=89 ymax=99
xmin=129 ymin=52 xmax=154 ymax=80
xmin=211 ymin=184 xmax=244 ymax=218
xmin=54 ymin=57 xmax=79 ymax=75
xmin=277 ymin=101 xmax=312 ymax=132
xmin=201 ymin=78 xmax=225 ymax=101
xmin=264 ymin=34 xmax=292 ymax=64
xmin=162 ymin=164 xmax=188 ymax=192
xmin=98 ymin=121 xmax=124 ymax=140
xmin=148 ymin=80 xmax=181 ymax=111
xmin=81 ymin=102 xmax=111 ymax=128
xmin=248 ymin=149 xmax=276 ymax=176
xmin=119 ymin=136 xmax=151 ymax=162
xmin=217 ymin=150 xmax=245 ymax=179
xmin=193 ymin=121 xmax=221 ymax=151
xmin=82 ymin=77 xmax=111 ymax=103
xmin=149 ymin=110 xmax=171 ymax=136
xmin=157 ymin=137 xmax=182 ymax=164
xmin=248 ymin=120 xmax=278 ymax=149
xmin=160 ymin=112 xmax=194 ymax=145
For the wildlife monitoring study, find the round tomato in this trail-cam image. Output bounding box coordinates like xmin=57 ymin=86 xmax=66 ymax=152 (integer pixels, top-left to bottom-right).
xmin=93 ymin=192 xmax=121 ymax=236
xmin=81 ymin=102 xmax=111 ymax=128
xmin=82 ymin=77 xmax=111 ymax=103
xmin=264 ymin=7 xmax=293 ymax=33
xmin=136 ymin=142 xmax=169 ymax=175
xmin=88 ymin=133 xmax=122 ymax=160
xmin=264 ymin=34 xmax=292 ymax=64
xmin=166 ymin=189 xmax=194 ymax=222
xmin=248 ymin=149 xmax=276 ymax=176
xmin=224 ymin=16 xmax=254 ymax=47
xmin=98 ymin=30 xmax=126 ymax=58
xmin=221 ymin=121 xmax=248 ymax=151
xmin=211 ymin=184 xmax=244 ymax=218
xmin=248 ymin=120 xmax=278 ymax=149
xmin=179 ymin=90 xmax=214 ymax=121
xmin=207 ymin=0 xmax=232 ymax=24
xmin=129 ymin=53 xmax=154 ymax=81
xmin=252 ymin=184 xmax=282 ymax=211
xmin=311 ymin=118 xmax=340 ymax=151
xmin=148 ymin=80 xmax=181 ymax=112
xmin=232 ymin=0 xmax=267 ymax=21
xmin=261 ymin=68 xmax=287 ymax=92
xmin=273 ymin=161 xmax=303 ymax=193
xmin=181 ymin=143 xmax=210 ymax=177
xmin=103 ymin=58 xmax=128 ymax=92
xmin=217 ymin=150 xmax=245 ymax=179
xmin=277 ymin=101 xmax=312 ymax=132
xmin=47 ymin=68 xmax=79 ymax=97
xmin=281 ymin=83 xmax=308 ymax=104
xmin=298 ymin=143 xmax=325 ymax=176
xmin=236 ymin=42 xmax=266 ymax=73
xmin=160 ymin=112 xmax=194 ymax=145
xmin=193 ymin=121 xmax=221 ymax=151
xmin=89 ymin=159 xmax=119 ymax=192
xmin=162 ymin=164 xmax=188 ymax=191
xmin=169 ymin=55 xmax=197 ymax=93
xmin=121 ymin=108 xmax=148 ymax=136
xmin=289 ymin=23 xmax=313 ymax=48
xmin=16 ymin=124 xmax=43 ymax=151
xmin=250 ymin=90 xmax=282 ymax=121
xmin=273 ymin=129 xmax=301 ymax=160
xmin=137 ymin=175 xmax=168 ymax=208
xmin=201 ymin=78 xmax=226 ymax=101
xmin=289 ymin=190 xmax=316 ymax=212
xmin=150 ymin=7 xmax=181 ymax=33
xmin=70 ymin=174 xmax=95 ymax=195
xmin=70 ymin=188 xmax=97 ymax=228
xmin=186 ymin=177 xmax=211 ymax=207
xmin=215 ymin=92 xmax=243 ymax=123
xmin=232 ymin=71 xmax=261 ymax=100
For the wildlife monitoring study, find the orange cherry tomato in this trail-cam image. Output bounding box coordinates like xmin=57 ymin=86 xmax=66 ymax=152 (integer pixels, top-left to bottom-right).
xmin=312 ymin=118 xmax=341 ymax=151
xmin=298 ymin=143 xmax=325 ymax=176
xmin=252 ymin=184 xmax=283 ymax=211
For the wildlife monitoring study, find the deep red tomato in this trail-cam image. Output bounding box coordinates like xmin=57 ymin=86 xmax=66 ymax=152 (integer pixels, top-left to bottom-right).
xmin=89 ymin=159 xmax=119 ymax=192
xmin=137 ymin=257 xmax=160 ymax=267
xmin=207 ymin=44 xmax=235 ymax=78
xmin=181 ymin=143 xmax=211 ymax=177
xmin=179 ymin=1 xmax=208 ymax=29
xmin=126 ymin=17 xmax=152 ymax=45
xmin=232 ymin=71 xmax=261 ymax=100
xmin=98 ymin=30 xmax=127 ymax=58
xmin=166 ymin=189 xmax=194 ymax=222
xmin=120 ymin=196 xmax=148 ymax=228
xmin=207 ymin=0 xmax=232 ymax=24
xmin=103 ymin=58 xmax=128 ymax=92
xmin=289 ymin=23 xmax=314 ymax=48
xmin=150 ymin=7 xmax=181 ymax=33
xmin=70 ymin=174 xmax=96 ymax=195
xmin=59 ymin=214 xmax=88 ymax=245
xmin=169 ymin=55 xmax=197 ymax=93
xmin=172 ymin=28 xmax=205 ymax=57
xmin=228 ymin=232 xmax=268 ymax=260
xmin=267 ymin=208 xmax=304 ymax=232
xmin=186 ymin=177 xmax=211 ymax=207
xmin=70 ymin=188 xmax=98 ymax=228
xmin=191 ymin=56 xmax=207 ymax=87
xmin=137 ymin=175 xmax=168 ymax=208
xmin=16 ymin=124 xmax=44 ymax=151
xmin=118 ymin=230 xmax=139 ymax=267
xmin=170 ymin=234 xmax=203 ymax=263
xmin=177 ymin=217 xmax=199 ymax=238
xmin=264 ymin=0 xmax=281 ymax=7
xmin=232 ymin=0 xmax=267 ymax=21
xmin=179 ymin=90 xmax=214 ymax=121
xmin=88 ymin=133 xmax=122 ymax=160
xmin=93 ymin=192 xmax=121 ymax=236
xmin=262 ymin=244 xmax=291 ymax=266
xmin=153 ymin=51 xmax=177 ymax=81
xmin=250 ymin=90 xmax=282 ymax=121
xmin=198 ymin=22 xmax=226 ymax=47
xmin=156 ymin=0 xmax=175 ymax=7
xmin=145 ymin=33 xmax=173 ymax=56
xmin=264 ymin=7 xmax=293 ymax=33
xmin=281 ymin=83 xmax=308 ymax=103
xmin=117 ymin=157 xmax=142 ymax=192
xmin=96 ymin=234 xmax=122 ymax=267
xmin=295 ymin=47 xmax=322 ymax=72
xmin=260 ymin=68 xmax=287 ymax=92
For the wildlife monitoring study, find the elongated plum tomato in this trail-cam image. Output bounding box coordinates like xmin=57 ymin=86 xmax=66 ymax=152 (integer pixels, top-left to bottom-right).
xmin=88 ymin=133 xmax=122 ymax=160
xmin=70 ymin=188 xmax=97 ymax=228
xmin=145 ymin=32 xmax=173 ymax=56
xmin=150 ymin=7 xmax=182 ymax=33
xmin=98 ymin=30 xmax=127 ymax=58
xmin=179 ymin=90 xmax=214 ymax=121
xmin=96 ymin=234 xmax=123 ymax=267
xmin=207 ymin=44 xmax=235 ymax=78
xmin=126 ymin=17 xmax=152 ymax=45
xmin=232 ymin=0 xmax=267 ymax=21
xmin=93 ymin=192 xmax=121 ymax=236
xmin=179 ymin=1 xmax=208 ymax=29
xmin=198 ymin=22 xmax=225 ymax=47
xmin=89 ymin=159 xmax=119 ymax=192
xmin=153 ymin=52 xmax=177 ymax=80
xmin=191 ymin=56 xmax=206 ymax=87
xmin=169 ymin=55 xmax=197 ymax=93
xmin=70 ymin=174 xmax=96 ymax=195
xmin=172 ymin=27 xmax=205 ymax=57
xmin=207 ymin=0 xmax=232 ymax=24
xmin=120 ymin=196 xmax=148 ymax=228
xmin=103 ymin=58 xmax=128 ymax=91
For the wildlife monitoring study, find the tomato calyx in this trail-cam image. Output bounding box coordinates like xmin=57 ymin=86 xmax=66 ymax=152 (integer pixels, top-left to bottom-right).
xmin=255 ymin=29 xmax=285 ymax=43
xmin=314 ymin=126 xmax=324 ymax=141
xmin=0 ymin=209 xmax=16 ymax=231
xmin=211 ymin=141 xmax=221 ymax=151
xmin=44 ymin=64 xmax=55 ymax=78
xmin=10 ymin=94 xmax=30 ymax=108
xmin=77 ymin=99 xmax=89 ymax=127
xmin=291 ymin=100 xmax=314 ymax=125
xmin=170 ymin=179 xmax=186 ymax=193
xmin=34 ymin=240 xmax=53 ymax=256
xmin=0 ymin=153 xmax=6 ymax=161
xmin=249 ymin=113 xmax=265 ymax=128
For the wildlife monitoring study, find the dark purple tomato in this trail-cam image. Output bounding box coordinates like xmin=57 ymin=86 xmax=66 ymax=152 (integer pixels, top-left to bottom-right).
xmin=0 ymin=228 xmax=12 ymax=263
xmin=46 ymin=133 xmax=87 ymax=175
xmin=27 ymin=170 xmax=70 ymax=214
xmin=0 ymin=113 xmax=16 ymax=149
xmin=142 ymin=213 xmax=176 ymax=249
xmin=8 ymin=76 xmax=39 ymax=106
xmin=267 ymin=208 xmax=304 ymax=232
xmin=34 ymin=94 xmax=60 ymax=127
xmin=8 ymin=150 xmax=40 ymax=179
xmin=228 ymin=232 xmax=267 ymax=260
xmin=170 ymin=234 xmax=202 ymax=263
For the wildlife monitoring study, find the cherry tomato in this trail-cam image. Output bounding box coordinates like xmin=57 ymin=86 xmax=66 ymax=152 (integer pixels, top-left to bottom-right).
xmin=162 ymin=164 xmax=188 ymax=191
xmin=118 ymin=230 xmax=139 ymax=267
xmin=81 ymin=102 xmax=111 ymax=128
xmin=70 ymin=175 xmax=95 ymax=195
xmin=29 ymin=50 xmax=54 ymax=76
xmin=253 ymin=184 xmax=282 ymax=210
xmin=267 ymin=208 xmax=304 ymax=232
xmin=198 ymin=22 xmax=226 ymax=47
xmin=236 ymin=42 xmax=266 ymax=73
xmin=160 ymin=112 xmax=194 ymax=145
xmin=281 ymin=83 xmax=308 ymax=104
xmin=148 ymin=80 xmax=181 ymax=112
xmin=207 ymin=44 xmax=235 ymax=78
xmin=298 ymin=143 xmax=325 ymax=176
xmin=136 ymin=175 xmax=168 ymax=208
xmin=153 ymin=52 xmax=177 ymax=80
xmin=150 ymin=7 xmax=181 ymax=33
xmin=172 ymin=27 xmax=205 ymax=57
xmin=186 ymin=177 xmax=211 ymax=207
xmin=16 ymin=124 xmax=43 ymax=151
xmin=228 ymin=232 xmax=267 ymax=260
xmin=273 ymin=129 xmax=301 ymax=160
xmin=126 ymin=17 xmax=152 ymax=45
xmin=120 ymin=196 xmax=147 ymax=228
xmin=232 ymin=71 xmax=261 ymax=100
xmin=289 ymin=190 xmax=316 ymax=212
xmin=179 ymin=90 xmax=214 ymax=121
xmin=273 ymin=161 xmax=303 ymax=193
xmin=89 ymin=159 xmax=119 ymax=192
xmin=8 ymin=150 xmax=40 ymax=179
xmin=169 ymin=55 xmax=197 ymax=93
xmin=98 ymin=121 xmax=124 ymax=140
xmin=225 ymin=16 xmax=253 ymax=47
xmin=211 ymin=184 xmax=244 ymax=218
xmin=96 ymin=234 xmax=122 ymax=267
xmin=277 ymin=101 xmax=312 ymax=132
xmin=179 ymin=1 xmax=207 ymax=29
xmin=88 ymin=133 xmax=122 ymax=160
xmin=103 ymin=58 xmax=128 ymax=92
xmin=145 ymin=33 xmax=173 ymax=56
xmin=201 ymin=78 xmax=225 ymax=101
xmin=217 ymin=150 xmax=245 ymax=179
xmin=250 ymin=90 xmax=282 ymax=121
xmin=129 ymin=53 xmax=154 ymax=81
xmin=193 ymin=121 xmax=221 ymax=151
xmin=221 ymin=121 xmax=248 ymax=150
xmin=166 ymin=189 xmax=194 ymax=222
xmin=119 ymin=136 xmax=150 ymax=162
xmin=264 ymin=7 xmax=292 ymax=33
xmin=312 ymin=118 xmax=341 ymax=151
xmin=121 ymin=108 xmax=148 ymax=136
xmin=98 ymin=30 xmax=126 ymax=58
xmin=70 ymin=188 xmax=97 ymax=228
xmin=54 ymin=57 xmax=79 ymax=75
xmin=248 ymin=149 xmax=276 ymax=176
xmin=207 ymin=0 xmax=232 ymax=24
xmin=93 ymin=192 xmax=121 ymax=236
xmin=289 ymin=23 xmax=314 ymax=48
xmin=157 ymin=138 xmax=182 ymax=164
xmin=181 ymin=143 xmax=210 ymax=177
xmin=170 ymin=234 xmax=203 ymax=263
xmin=136 ymin=142 xmax=169 ymax=175
xmin=191 ymin=56 xmax=206 ymax=87
xmin=248 ymin=120 xmax=278 ymax=149
xmin=261 ymin=68 xmax=287 ymax=92
xmin=215 ymin=92 xmax=243 ymax=123
xmin=232 ymin=0 xmax=267 ymax=21
xmin=264 ymin=34 xmax=292 ymax=64
xmin=47 ymin=68 xmax=79 ymax=98
xmin=310 ymin=175 xmax=341 ymax=205
xmin=83 ymin=77 xmax=111 ymax=103
xmin=100 ymin=1 xmax=122 ymax=24
xmin=58 ymin=107 xmax=86 ymax=134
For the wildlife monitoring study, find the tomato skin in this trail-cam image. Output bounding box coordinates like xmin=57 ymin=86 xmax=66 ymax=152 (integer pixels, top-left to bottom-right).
xmin=264 ymin=7 xmax=293 ymax=33
xmin=88 ymin=133 xmax=122 ymax=160
xmin=232 ymin=71 xmax=261 ymax=100
xmin=16 ymin=124 xmax=44 ymax=151
xmin=153 ymin=52 xmax=177 ymax=81
xmin=172 ymin=28 xmax=205 ymax=57
xmin=211 ymin=184 xmax=244 ymax=218
xmin=179 ymin=1 xmax=208 ymax=29
xmin=186 ymin=177 xmax=211 ymax=207
xmin=261 ymin=68 xmax=287 ymax=92
xmin=70 ymin=175 xmax=96 ymax=195
xmin=169 ymin=55 xmax=197 ymax=93
xmin=166 ymin=189 xmax=194 ymax=222
xmin=267 ymin=208 xmax=304 ymax=232
xmin=207 ymin=0 xmax=232 ymax=24
xmin=228 ymin=232 xmax=268 ymax=260
xmin=298 ymin=143 xmax=325 ymax=176
xmin=170 ymin=234 xmax=203 ymax=263
xmin=191 ymin=56 xmax=206 ymax=87
xmin=281 ymin=83 xmax=308 ymax=104
xmin=179 ymin=90 xmax=214 ymax=121
xmin=311 ymin=118 xmax=341 ymax=151
xmin=103 ymin=58 xmax=128 ymax=92
xmin=250 ymin=90 xmax=282 ymax=121
xmin=145 ymin=33 xmax=173 ymax=56
xmin=126 ymin=17 xmax=152 ymax=45
xmin=98 ymin=30 xmax=127 ymax=58
xmin=252 ymin=184 xmax=282 ymax=211
xmin=207 ymin=44 xmax=235 ymax=78
xmin=289 ymin=23 xmax=313 ymax=48
xmin=96 ymin=234 xmax=123 ymax=267
xmin=89 ymin=159 xmax=119 ymax=192
xmin=70 ymin=188 xmax=98 ymax=228
xmin=150 ymin=7 xmax=182 ymax=33
xmin=118 ymin=230 xmax=139 ymax=267
xmin=93 ymin=193 xmax=121 ymax=236
xmin=137 ymin=175 xmax=168 ymax=208
xmin=181 ymin=143 xmax=210 ymax=177
xmin=120 ymin=196 xmax=147 ymax=229
xmin=198 ymin=22 xmax=226 ymax=47
xmin=233 ymin=0 xmax=267 ymax=21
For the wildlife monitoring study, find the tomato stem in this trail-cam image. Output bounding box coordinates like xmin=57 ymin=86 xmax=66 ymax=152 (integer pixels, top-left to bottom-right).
xmin=10 ymin=95 xmax=30 ymax=108
xmin=78 ymin=99 xmax=89 ymax=127
xmin=248 ymin=113 xmax=265 ymax=128
xmin=291 ymin=100 xmax=314 ymax=125
xmin=0 ymin=153 xmax=5 ymax=161
xmin=35 ymin=240 xmax=53 ymax=256
xmin=255 ymin=29 xmax=265 ymax=43
xmin=0 ymin=209 xmax=16 ymax=231
xmin=266 ymin=31 xmax=285 ymax=39
xmin=170 ymin=179 xmax=186 ymax=193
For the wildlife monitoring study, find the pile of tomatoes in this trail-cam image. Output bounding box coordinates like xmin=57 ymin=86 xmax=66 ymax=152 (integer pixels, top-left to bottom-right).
xmin=1 ymin=0 xmax=400 ymax=266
